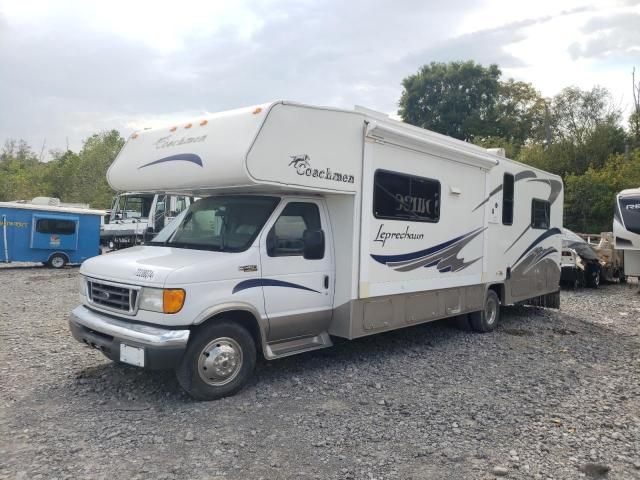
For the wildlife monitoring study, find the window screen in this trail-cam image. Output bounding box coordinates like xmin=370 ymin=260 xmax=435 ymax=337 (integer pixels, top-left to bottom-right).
xmin=531 ymin=199 xmax=550 ymax=229
xmin=374 ymin=170 xmax=440 ymax=222
xmin=36 ymin=219 xmax=76 ymax=235
xmin=269 ymin=202 xmax=322 ymax=257
xmin=502 ymin=173 xmax=514 ymax=225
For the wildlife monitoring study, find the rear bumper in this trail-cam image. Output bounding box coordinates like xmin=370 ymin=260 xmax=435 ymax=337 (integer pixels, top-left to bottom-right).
xmin=69 ymin=305 xmax=190 ymax=370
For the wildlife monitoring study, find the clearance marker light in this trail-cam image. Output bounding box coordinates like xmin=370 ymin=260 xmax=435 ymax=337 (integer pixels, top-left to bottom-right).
xmin=200 ymin=119 xmax=208 ymax=126
xmin=131 ymin=133 xmax=139 ymax=139
xmin=252 ymin=107 xmax=262 ymax=114
xmin=185 ymin=123 xmax=192 ymax=129
xmin=170 ymin=126 xmax=177 ymax=132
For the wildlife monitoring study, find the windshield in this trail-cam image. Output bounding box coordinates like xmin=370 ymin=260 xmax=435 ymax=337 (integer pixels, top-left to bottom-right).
xmin=110 ymin=194 xmax=154 ymax=221
xmin=619 ymin=196 xmax=640 ymax=235
xmin=150 ymin=196 xmax=280 ymax=252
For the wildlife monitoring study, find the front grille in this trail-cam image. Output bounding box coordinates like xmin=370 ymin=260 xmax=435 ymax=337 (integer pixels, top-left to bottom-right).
xmin=87 ymin=279 xmax=138 ymax=314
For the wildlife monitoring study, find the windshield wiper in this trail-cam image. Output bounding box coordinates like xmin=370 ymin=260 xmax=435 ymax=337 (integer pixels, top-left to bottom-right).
xmin=166 ymin=241 xmax=224 ymax=252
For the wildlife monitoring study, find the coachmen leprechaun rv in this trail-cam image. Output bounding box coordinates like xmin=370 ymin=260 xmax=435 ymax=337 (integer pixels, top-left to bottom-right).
xmin=69 ymin=101 xmax=563 ymax=400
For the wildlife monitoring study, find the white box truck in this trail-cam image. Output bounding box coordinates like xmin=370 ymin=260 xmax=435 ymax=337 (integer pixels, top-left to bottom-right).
xmin=69 ymin=101 xmax=563 ymax=400
xmin=101 ymin=192 xmax=194 ymax=249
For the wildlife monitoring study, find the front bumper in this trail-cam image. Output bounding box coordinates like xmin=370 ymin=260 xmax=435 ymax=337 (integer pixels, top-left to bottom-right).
xmin=69 ymin=305 xmax=190 ymax=370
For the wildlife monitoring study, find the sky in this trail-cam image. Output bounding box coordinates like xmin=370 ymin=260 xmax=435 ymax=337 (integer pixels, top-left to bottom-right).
xmin=0 ymin=0 xmax=639 ymax=158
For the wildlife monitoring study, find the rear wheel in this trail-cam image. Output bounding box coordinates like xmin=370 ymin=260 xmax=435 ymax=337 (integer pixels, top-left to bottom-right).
xmin=176 ymin=320 xmax=256 ymax=401
xmin=47 ymin=253 xmax=68 ymax=269
xmin=469 ymin=290 xmax=500 ymax=333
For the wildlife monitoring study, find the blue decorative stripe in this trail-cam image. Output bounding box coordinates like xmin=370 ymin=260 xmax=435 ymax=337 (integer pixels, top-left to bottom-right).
xmin=232 ymin=278 xmax=320 ymax=294
xmin=370 ymin=228 xmax=481 ymax=264
xmin=536 ymin=247 xmax=558 ymax=263
xmin=513 ymin=228 xmax=561 ymax=266
xmin=138 ymin=153 xmax=203 ymax=169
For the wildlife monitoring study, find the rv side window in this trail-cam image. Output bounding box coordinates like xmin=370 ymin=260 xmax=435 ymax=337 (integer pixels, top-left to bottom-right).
xmin=269 ymin=202 xmax=322 ymax=257
xmin=531 ymin=199 xmax=550 ymax=229
xmin=36 ymin=219 xmax=76 ymax=235
xmin=502 ymin=173 xmax=514 ymax=225
xmin=373 ymin=170 xmax=440 ymax=222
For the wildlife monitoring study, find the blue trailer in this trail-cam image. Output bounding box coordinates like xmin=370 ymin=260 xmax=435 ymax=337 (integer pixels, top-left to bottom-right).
xmin=0 ymin=201 xmax=104 ymax=268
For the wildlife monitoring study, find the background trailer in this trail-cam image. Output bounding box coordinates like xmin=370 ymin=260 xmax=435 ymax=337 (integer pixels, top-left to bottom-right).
xmin=0 ymin=199 xmax=103 ymax=268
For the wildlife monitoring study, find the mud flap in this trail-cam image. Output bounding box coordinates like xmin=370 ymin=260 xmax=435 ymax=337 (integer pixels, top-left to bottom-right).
xmin=525 ymin=290 xmax=560 ymax=309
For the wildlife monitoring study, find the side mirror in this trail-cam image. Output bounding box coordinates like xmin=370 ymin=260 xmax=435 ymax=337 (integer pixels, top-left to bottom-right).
xmin=303 ymin=229 xmax=325 ymax=260
xmin=266 ymin=228 xmax=276 ymax=257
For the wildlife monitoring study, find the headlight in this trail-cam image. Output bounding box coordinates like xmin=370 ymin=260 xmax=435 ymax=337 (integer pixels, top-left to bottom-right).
xmin=139 ymin=287 xmax=186 ymax=314
xmin=139 ymin=287 xmax=164 ymax=312
xmin=78 ymin=276 xmax=87 ymax=297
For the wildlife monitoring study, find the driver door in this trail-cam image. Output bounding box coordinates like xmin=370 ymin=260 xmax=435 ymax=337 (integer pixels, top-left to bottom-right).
xmin=259 ymin=199 xmax=334 ymax=342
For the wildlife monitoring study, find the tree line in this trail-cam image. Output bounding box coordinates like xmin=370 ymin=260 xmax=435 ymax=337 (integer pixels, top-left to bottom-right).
xmin=1 ymin=60 xmax=639 ymax=233
xmin=400 ymin=61 xmax=640 ymax=233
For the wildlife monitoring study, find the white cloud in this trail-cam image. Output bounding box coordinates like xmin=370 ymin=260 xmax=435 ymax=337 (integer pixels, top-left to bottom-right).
xmin=0 ymin=0 xmax=638 ymax=157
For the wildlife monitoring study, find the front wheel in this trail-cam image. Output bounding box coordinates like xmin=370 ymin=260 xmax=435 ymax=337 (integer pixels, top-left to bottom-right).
xmin=587 ymin=267 xmax=600 ymax=289
xmin=176 ymin=320 xmax=256 ymax=401
xmin=469 ymin=290 xmax=500 ymax=333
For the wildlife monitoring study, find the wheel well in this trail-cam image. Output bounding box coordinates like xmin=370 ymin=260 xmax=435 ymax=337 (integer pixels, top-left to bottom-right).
xmin=488 ymin=283 xmax=505 ymax=304
xmin=48 ymin=252 xmax=69 ymax=262
xmin=198 ymin=310 xmax=263 ymax=353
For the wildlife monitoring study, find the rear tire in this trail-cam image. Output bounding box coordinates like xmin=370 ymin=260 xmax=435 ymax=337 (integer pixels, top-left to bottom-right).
xmin=47 ymin=253 xmax=68 ymax=269
xmin=469 ymin=290 xmax=500 ymax=333
xmin=176 ymin=320 xmax=256 ymax=401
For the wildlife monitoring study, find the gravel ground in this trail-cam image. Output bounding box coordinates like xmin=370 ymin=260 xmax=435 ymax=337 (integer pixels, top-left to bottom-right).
xmin=1 ymin=265 xmax=639 ymax=480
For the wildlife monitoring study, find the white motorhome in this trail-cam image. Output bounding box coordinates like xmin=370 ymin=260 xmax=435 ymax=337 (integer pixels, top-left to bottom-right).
xmin=101 ymin=192 xmax=193 ymax=249
xmin=613 ymin=187 xmax=640 ymax=277
xmin=69 ymin=101 xmax=563 ymax=400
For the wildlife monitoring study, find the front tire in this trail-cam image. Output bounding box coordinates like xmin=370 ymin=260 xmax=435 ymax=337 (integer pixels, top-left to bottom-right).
xmin=469 ymin=290 xmax=500 ymax=333
xmin=176 ymin=320 xmax=256 ymax=401
xmin=587 ymin=267 xmax=600 ymax=288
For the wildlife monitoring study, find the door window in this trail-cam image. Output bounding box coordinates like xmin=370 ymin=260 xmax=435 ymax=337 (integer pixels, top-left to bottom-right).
xmin=268 ymin=202 xmax=322 ymax=257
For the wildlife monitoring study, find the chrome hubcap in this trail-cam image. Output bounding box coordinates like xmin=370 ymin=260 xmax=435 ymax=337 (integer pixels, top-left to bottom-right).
xmin=51 ymin=257 xmax=64 ymax=268
xmin=197 ymin=337 xmax=243 ymax=386
xmin=485 ymin=297 xmax=497 ymax=325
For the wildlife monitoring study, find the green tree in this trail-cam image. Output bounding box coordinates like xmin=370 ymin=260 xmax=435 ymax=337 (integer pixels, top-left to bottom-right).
xmin=564 ymin=150 xmax=640 ymax=232
xmin=549 ymin=86 xmax=620 ymax=144
xmin=0 ymin=130 xmax=124 ymax=207
xmin=493 ymin=79 xmax=546 ymax=149
xmin=399 ymin=61 xmax=501 ymax=141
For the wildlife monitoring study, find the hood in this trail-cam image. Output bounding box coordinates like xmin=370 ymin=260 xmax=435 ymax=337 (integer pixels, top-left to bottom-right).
xmin=80 ymin=245 xmax=256 ymax=287
xmin=561 ymin=228 xmax=599 ymax=262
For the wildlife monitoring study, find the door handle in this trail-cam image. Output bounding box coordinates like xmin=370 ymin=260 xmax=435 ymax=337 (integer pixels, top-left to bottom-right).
xmin=324 ymin=275 xmax=329 ymax=289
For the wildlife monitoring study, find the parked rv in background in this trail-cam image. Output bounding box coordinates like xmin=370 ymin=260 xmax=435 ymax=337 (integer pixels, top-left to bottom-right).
xmin=69 ymin=101 xmax=564 ymax=400
xmin=614 ymin=187 xmax=640 ymax=278
xmin=0 ymin=197 xmax=103 ymax=268
xmin=100 ymin=192 xmax=193 ymax=249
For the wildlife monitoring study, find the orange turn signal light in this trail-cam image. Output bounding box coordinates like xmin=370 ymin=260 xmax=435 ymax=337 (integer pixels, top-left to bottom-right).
xmin=163 ymin=289 xmax=186 ymax=314
xmin=252 ymin=107 xmax=262 ymax=114
xmin=200 ymin=119 xmax=208 ymax=126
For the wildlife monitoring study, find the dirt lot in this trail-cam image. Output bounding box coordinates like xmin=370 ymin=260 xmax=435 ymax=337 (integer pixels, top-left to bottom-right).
xmin=1 ymin=265 xmax=639 ymax=480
